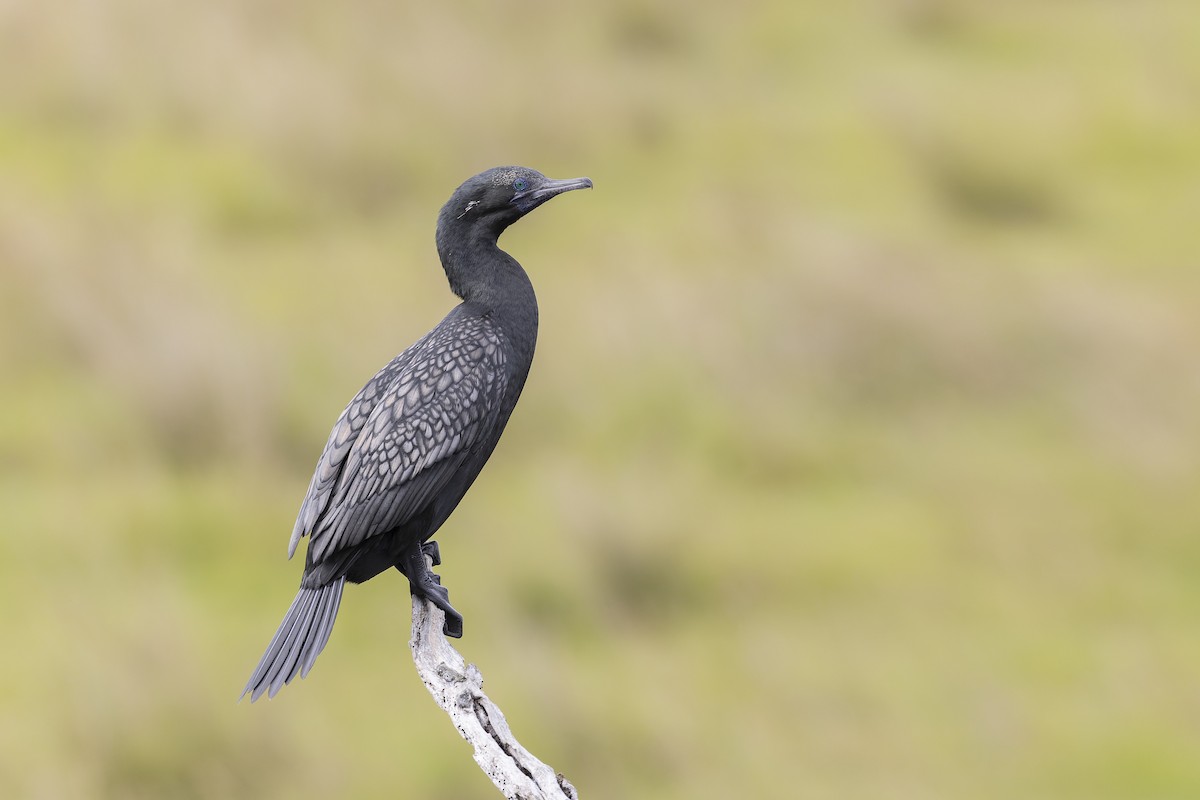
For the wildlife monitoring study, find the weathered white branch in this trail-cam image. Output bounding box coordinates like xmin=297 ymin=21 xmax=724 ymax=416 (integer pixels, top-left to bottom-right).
xmin=409 ymin=586 xmax=579 ymax=800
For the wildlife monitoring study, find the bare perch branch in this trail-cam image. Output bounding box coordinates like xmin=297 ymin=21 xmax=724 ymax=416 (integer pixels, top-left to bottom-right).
xmin=409 ymin=582 xmax=579 ymax=800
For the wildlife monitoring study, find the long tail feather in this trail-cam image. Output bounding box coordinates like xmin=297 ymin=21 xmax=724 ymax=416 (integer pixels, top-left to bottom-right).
xmin=242 ymin=579 xmax=345 ymax=702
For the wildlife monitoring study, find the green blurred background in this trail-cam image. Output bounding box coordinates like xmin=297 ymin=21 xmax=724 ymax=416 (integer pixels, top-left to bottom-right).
xmin=3 ymin=1 xmax=1199 ymax=798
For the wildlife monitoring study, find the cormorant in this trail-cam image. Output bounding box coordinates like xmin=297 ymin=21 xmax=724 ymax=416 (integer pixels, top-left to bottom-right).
xmin=242 ymin=166 xmax=592 ymax=701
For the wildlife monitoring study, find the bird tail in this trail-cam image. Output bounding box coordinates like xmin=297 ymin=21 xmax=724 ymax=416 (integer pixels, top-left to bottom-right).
xmin=242 ymin=579 xmax=345 ymax=702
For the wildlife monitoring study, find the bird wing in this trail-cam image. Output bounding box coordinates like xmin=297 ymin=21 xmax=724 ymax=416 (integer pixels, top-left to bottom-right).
xmin=292 ymin=315 xmax=508 ymax=566
xmin=287 ymin=346 xmax=419 ymax=559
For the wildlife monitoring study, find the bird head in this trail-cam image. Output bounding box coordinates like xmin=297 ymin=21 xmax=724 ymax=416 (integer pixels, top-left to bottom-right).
xmin=439 ymin=167 xmax=593 ymax=236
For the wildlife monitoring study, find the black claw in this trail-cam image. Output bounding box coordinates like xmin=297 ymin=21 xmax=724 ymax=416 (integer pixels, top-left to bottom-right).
xmin=421 ymin=541 xmax=442 ymax=567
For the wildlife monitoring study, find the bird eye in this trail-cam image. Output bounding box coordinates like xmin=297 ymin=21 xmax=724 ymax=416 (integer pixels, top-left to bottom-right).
xmin=513 ymin=178 xmax=528 ymax=192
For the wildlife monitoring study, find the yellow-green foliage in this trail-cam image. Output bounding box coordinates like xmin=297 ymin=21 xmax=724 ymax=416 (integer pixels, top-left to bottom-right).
xmin=2 ymin=2 xmax=1199 ymax=798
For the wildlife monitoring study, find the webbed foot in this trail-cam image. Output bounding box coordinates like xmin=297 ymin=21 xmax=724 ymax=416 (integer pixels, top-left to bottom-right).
xmin=398 ymin=542 xmax=463 ymax=638
xmin=421 ymin=540 xmax=442 ymax=568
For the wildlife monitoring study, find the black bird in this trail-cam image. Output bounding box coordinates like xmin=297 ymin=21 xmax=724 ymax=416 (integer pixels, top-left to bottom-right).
xmin=243 ymin=167 xmax=592 ymax=701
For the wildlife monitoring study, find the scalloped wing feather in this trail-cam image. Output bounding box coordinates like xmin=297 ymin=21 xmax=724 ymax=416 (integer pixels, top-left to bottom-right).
xmin=290 ymin=315 xmax=507 ymax=566
xmin=287 ymin=347 xmax=421 ymax=558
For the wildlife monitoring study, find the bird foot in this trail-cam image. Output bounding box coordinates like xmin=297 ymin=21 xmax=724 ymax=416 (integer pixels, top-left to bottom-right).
xmin=421 ymin=540 xmax=442 ymax=567
xmin=417 ymin=580 xmax=464 ymax=638
xmin=399 ymin=543 xmax=463 ymax=638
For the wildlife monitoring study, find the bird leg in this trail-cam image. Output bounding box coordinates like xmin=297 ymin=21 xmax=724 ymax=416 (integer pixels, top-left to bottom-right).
xmin=398 ymin=542 xmax=463 ymax=638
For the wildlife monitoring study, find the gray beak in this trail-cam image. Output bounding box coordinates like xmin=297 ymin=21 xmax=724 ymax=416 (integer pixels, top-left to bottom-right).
xmin=512 ymin=176 xmax=593 ymax=213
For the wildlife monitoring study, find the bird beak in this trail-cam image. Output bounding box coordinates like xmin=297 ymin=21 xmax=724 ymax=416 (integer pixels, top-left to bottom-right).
xmin=512 ymin=176 xmax=593 ymax=213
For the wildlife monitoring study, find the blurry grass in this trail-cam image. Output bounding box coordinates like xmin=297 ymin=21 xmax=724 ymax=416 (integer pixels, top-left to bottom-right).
xmin=2 ymin=1 xmax=1200 ymax=799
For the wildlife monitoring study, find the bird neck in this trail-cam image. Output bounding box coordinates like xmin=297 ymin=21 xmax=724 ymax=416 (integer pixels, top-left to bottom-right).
xmin=436 ymin=225 xmax=539 ymax=355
